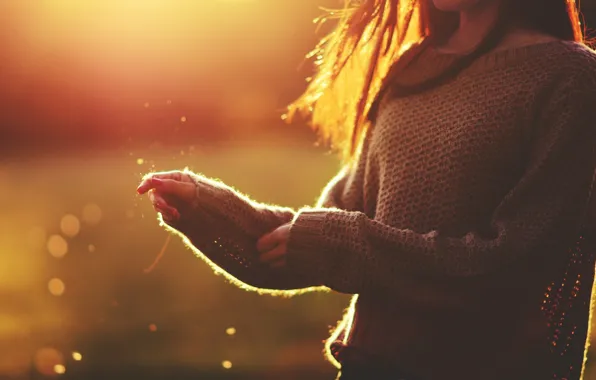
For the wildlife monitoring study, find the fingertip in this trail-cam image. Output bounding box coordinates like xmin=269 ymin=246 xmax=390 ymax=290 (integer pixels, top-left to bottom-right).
xmin=137 ymin=178 xmax=154 ymax=194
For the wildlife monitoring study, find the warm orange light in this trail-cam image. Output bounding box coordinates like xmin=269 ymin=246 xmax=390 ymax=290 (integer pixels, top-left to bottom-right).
xmin=48 ymin=278 xmax=65 ymax=296
xmin=82 ymin=203 xmax=102 ymax=225
xmin=34 ymin=348 xmax=64 ymax=376
xmin=72 ymin=352 xmax=82 ymax=361
xmin=149 ymin=324 xmax=157 ymax=332
xmin=28 ymin=226 xmax=47 ymax=251
xmin=47 ymin=235 xmax=68 ymax=258
xmin=226 ymin=327 xmax=236 ymax=336
xmin=222 ymin=360 xmax=232 ymax=369
xmin=60 ymin=214 xmax=80 ymax=237
xmin=54 ymin=364 xmax=66 ymax=374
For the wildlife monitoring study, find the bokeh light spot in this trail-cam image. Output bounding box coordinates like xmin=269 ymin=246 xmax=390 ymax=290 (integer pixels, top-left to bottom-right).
xmin=180 ymin=116 xmax=187 ymax=122
xmin=54 ymin=364 xmax=66 ymax=374
xmin=137 ymin=158 xmax=145 ymax=165
xmin=82 ymin=203 xmax=103 ymax=225
xmin=34 ymin=348 xmax=64 ymax=376
xmin=149 ymin=324 xmax=157 ymax=332
xmin=72 ymin=352 xmax=82 ymax=361
xmin=48 ymin=278 xmax=65 ymax=296
xmin=60 ymin=214 xmax=80 ymax=237
xmin=144 ymin=102 xmax=150 ymax=108
xmin=47 ymin=235 xmax=68 ymax=258
xmin=88 ymin=244 xmax=96 ymax=252
xmin=226 ymin=327 xmax=236 ymax=336
xmin=222 ymin=360 xmax=232 ymax=369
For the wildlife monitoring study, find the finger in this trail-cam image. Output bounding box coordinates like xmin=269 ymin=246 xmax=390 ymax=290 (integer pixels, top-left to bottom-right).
xmin=154 ymin=202 xmax=180 ymax=221
xmin=256 ymin=229 xmax=282 ymax=253
xmin=149 ymin=179 xmax=196 ymax=203
xmin=149 ymin=190 xmax=168 ymax=209
xmin=137 ymin=173 xmax=172 ymax=194
xmin=137 ymin=170 xmax=188 ymax=194
xmin=259 ymin=243 xmax=286 ymax=263
xmin=149 ymin=191 xmax=180 ymax=219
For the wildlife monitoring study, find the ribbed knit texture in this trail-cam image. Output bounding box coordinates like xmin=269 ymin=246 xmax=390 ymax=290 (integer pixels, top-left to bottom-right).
xmin=160 ymin=40 xmax=596 ymax=380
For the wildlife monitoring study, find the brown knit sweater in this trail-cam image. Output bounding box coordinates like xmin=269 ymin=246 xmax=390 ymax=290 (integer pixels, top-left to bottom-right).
xmin=161 ymin=40 xmax=596 ymax=380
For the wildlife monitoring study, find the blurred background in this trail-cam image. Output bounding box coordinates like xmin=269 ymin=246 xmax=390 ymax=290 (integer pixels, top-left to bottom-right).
xmin=1 ymin=1 xmax=596 ymax=379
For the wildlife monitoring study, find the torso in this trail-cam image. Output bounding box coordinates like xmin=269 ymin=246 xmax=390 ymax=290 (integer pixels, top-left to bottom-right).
xmin=331 ymin=39 xmax=596 ymax=380
xmin=365 ymin=40 xmax=571 ymax=232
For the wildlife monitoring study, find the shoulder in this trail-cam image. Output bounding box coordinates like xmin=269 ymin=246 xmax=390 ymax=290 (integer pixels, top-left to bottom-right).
xmin=533 ymin=42 xmax=596 ymax=132
xmin=545 ymin=41 xmax=596 ymax=89
xmin=517 ymin=40 xmax=596 ymax=110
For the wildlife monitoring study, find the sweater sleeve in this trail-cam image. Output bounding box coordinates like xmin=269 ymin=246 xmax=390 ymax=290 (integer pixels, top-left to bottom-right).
xmin=160 ymin=167 xmax=352 ymax=294
xmin=285 ymin=73 xmax=596 ymax=301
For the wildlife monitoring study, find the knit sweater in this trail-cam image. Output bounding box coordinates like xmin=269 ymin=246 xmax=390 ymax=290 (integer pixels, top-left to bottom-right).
xmin=161 ymin=40 xmax=596 ymax=380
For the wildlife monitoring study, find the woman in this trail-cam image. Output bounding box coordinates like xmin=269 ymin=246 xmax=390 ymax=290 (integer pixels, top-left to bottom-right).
xmin=137 ymin=0 xmax=596 ymax=379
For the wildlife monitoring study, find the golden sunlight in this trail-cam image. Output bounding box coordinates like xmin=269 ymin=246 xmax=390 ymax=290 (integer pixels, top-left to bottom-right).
xmin=34 ymin=348 xmax=64 ymax=376
xmin=28 ymin=226 xmax=47 ymax=251
xmin=47 ymin=235 xmax=68 ymax=258
xmin=48 ymin=278 xmax=66 ymax=296
xmin=222 ymin=360 xmax=233 ymax=369
xmin=82 ymin=203 xmax=103 ymax=225
xmin=60 ymin=214 xmax=81 ymax=238
xmin=54 ymin=364 xmax=66 ymax=374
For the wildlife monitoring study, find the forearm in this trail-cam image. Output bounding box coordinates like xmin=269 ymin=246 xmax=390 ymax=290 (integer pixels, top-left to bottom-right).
xmin=163 ymin=172 xmax=324 ymax=294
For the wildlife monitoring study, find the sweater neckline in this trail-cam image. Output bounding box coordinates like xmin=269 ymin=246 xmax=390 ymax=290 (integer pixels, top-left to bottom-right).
xmin=387 ymin=39 xmax=578 ymax=91
xmin=428 ymin=39 xmax=576 ymax=72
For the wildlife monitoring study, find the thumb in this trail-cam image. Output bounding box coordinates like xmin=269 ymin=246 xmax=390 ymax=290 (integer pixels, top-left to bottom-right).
xmin=152 ymin=178 xmax=196 ymax=203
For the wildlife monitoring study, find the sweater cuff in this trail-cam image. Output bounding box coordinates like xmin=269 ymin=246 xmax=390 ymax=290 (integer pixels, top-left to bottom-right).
xmin=185 ymin=171 xmax=232 ymax=211
xmin=286 ymin=209 xmax=332 ymax=284
xmin=165 ymin=174 xmax=233 ymax=235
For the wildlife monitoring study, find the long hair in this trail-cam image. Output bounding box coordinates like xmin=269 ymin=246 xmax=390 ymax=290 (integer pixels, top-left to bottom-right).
xmin=286 ymin=0 xmax=584 ymax=164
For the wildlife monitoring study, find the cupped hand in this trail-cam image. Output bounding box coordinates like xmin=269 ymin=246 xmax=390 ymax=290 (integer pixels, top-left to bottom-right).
xmin=137 ymin=170 xmax=197 ymax=222
xmin=257 ymin=223 xmax=291 ymax=268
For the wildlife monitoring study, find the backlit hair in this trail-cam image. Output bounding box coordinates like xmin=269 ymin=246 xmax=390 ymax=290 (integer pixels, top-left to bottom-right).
xmin=287 ymin=0 xmax=584 ymax=163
